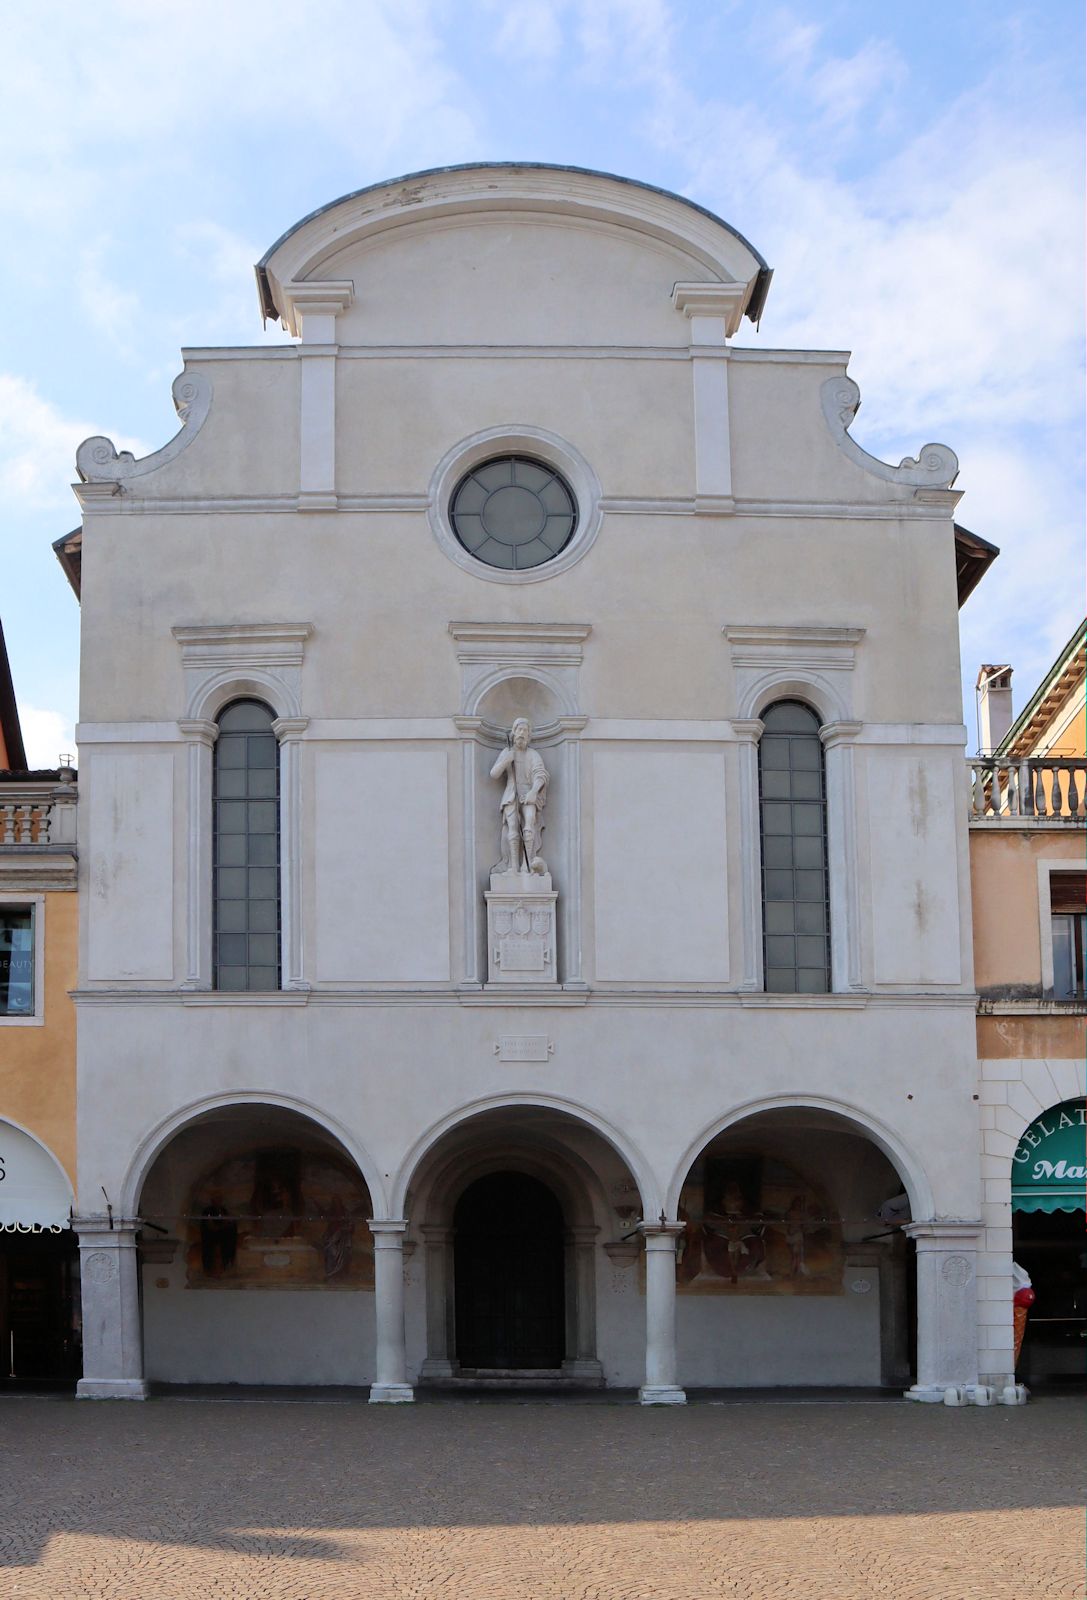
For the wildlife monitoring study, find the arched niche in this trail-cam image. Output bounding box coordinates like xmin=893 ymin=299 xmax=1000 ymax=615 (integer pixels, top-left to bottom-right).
xmin=464 ymin=673 xmax=584 ymax=984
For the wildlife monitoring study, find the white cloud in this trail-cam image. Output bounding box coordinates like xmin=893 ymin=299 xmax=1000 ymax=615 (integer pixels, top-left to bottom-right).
xmin=19 ymin=705 xmax=76 ymax=771
xmin=493 ymin=0 xmax=565 ymax=62
xmin=1 ymin=1 xmax=481 ymax=204
xmin=0 ymin=374 xmax=148 ymax=511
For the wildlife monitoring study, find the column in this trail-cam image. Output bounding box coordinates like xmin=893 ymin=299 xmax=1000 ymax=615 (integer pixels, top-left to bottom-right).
xmin=731 ymin=718 xmax=764 ymax=990
xmin=177 ymin=719 xmax=217 ymax=990
xmin=75 ymin=1221 xmax=147 ymax=1399
xmin=419 ymin=1223 xmax=456 ymax=1380
xmin=562 ymin=1225 xmax=603 ymax=1382
xmin=905 ymin=1221 xmax=982 ymax=1404
xmin=639 ymin=1221 xmax=686 ymax=1405
xmin=272 ymin=717 xmax=309 ymax=990
xmin=369 ymin=1219 xmax=414 ymax=1403
xmin=820 ymin=720 xmax=866 ymax=992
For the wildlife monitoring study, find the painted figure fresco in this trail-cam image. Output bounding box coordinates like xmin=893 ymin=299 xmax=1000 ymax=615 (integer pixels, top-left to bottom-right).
xmin=184 ymin=1147 xmax=374 ymax=1289
xmin=677 ymin=1154 xmax=843 ymax=1294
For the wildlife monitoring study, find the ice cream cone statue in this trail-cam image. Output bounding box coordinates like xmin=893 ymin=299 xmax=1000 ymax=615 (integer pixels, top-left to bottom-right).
xmin=1012 ymin=1260 xmax=1035 ymax=1368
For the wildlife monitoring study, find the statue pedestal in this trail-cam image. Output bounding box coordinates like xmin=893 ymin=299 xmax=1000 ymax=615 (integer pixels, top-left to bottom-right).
xmin=485 ymin=871 xmax=558 ymax=985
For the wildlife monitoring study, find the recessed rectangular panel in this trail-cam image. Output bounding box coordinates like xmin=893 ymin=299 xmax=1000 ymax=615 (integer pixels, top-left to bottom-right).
xmin=315 ymin=750 xmax=450 ymax=981
xmin=870 ymin=753 xmax=962 ymax=984
xmin=593 ymin=750 xmax=729 ymax=982
xmin=87 ymin=748 xmax=175 ymax=979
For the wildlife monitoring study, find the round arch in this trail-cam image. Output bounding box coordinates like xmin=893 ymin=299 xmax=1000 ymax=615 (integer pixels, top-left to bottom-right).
xmin=469 ymin=665 xmax=576 ymax=724
xmin=185 ymin=670 xmax=302 ymax=725
xmin=412 ymin=1136 xmax=609 ymax=1233
xmin=121 ymin=1091 xmax=388 ymax=1218
xmin=666 ymin=1093 xmax=934 ymax=1221
xmin=739 ymin=670 xmax=848 ymax=726
xmin=390 ymin=1092 xmax=659 ymax=1219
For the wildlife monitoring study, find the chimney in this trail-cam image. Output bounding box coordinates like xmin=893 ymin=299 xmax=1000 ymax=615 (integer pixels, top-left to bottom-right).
xmin=976 ymin=664 xmax=1013 ymax=753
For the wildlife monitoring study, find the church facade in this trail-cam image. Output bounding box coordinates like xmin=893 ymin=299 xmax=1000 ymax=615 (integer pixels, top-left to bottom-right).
xmin=70 ymin=164 xmax=1001 ymax=1403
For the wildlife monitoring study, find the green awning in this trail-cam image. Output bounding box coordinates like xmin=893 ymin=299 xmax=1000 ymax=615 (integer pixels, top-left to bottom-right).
xmin=1011 ymin=1099 xmax=1086 ymax=1215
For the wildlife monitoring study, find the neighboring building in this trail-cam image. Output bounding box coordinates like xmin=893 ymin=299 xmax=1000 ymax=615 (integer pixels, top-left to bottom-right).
xmin=0 ymin=620 xmax=80 ymax=1383
xmin=68 ymin=164 xmax=1002 ymax=1403
xmin=970 ymin=623 xmax=1086 ymax=1390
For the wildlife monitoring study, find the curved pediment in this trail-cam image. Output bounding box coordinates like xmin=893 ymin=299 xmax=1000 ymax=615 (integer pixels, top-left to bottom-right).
xmin=256 ymin=163 xmax=771 ymax=346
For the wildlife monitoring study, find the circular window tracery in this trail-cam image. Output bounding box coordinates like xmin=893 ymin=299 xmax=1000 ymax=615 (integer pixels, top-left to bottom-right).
xmin=450 ymin=456 xmax=577 ymax=572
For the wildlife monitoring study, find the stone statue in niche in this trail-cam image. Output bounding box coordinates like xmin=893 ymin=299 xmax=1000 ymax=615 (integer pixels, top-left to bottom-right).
xmin=490 ymin=717 xmax=549 ymax=876
xmin=485 ymin=716 xmax=558 ymax=985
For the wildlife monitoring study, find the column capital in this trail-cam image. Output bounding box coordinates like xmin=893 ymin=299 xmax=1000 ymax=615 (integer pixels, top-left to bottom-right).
xmin=671 ymin=281 xmax=746 ymax=338
xmin=280 ymin=279 xmax=355 ymax=340
xmin=73 ymin=1217 xmax=142 ymax=1244
xmin=905 ymin=1220 xmax=982 ymax=1248
xmin=177 ymin=718 xmax=218 ymax=746
xmin=820 ymin=720 xmax=863 ymax=750
xmin=568 ymin=1224 xmax=600 ymax=1245
xmin=368 ymin=1218 xmax=410 ymax=1245
xmin=730 ymin=717 xmax=765 ymax=744
xmin=272 ymin=716 xmax=309 ymax=742
xmin=638 ymin=1219 xmax=686 ymax=1245
xmin=420 ymin=1223 xmax=454 ymax=1245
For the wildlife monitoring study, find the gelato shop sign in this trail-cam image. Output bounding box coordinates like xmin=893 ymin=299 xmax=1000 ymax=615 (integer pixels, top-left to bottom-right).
xmin=1011 ymin=1100 xmax=1086 ymax=1215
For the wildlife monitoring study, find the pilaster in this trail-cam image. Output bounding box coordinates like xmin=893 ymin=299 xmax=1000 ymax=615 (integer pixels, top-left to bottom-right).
xmin=904 ymin=1221 xmax=982 ymax=1404
xmin=75 ymin=1221 xmax=147 ymax=1400
xmin=820 ymin=720 xmax=866 ymax=991
xmin=177 ymin=719 xmax=217 ymax=990
xmin=731 ymin=718 xmax=765 ymax=990
xmin=273 ymin=716 xmax=309 ymax=990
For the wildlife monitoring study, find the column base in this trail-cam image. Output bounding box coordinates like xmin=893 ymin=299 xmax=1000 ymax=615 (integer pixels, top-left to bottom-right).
xmin=904 ymin=1383 xmax=991 ymax=1406
xmin=368 ymin=1383 xmax=415 ymax=1404
xmin=903 ymin=1384 xmax=946 ymax=1403
xmin=419 ymin=1358 xmax=457 ymax=1380
xmin=77 ymin=1378 xmax=149 ymax=1401
xmin=562 ymin=1358 xmax=604 ymax=1384
xmin=639 ymin=1384 xmax=687 ymax=1406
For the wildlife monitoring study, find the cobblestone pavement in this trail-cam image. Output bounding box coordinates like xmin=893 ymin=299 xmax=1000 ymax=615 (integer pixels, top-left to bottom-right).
xmin=0 ymin=1394 xmax=1082 ymax=1599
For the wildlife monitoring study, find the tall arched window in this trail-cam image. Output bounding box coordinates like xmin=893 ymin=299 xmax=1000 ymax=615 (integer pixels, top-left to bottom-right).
xmin=213 ymin=700 xmax=280 ymax=990
xmin=758 ymin=700 xmax=830 ymax=993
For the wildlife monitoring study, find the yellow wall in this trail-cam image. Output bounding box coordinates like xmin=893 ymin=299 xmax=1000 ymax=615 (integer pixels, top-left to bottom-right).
xmin=977 ymin=1012 xmax=1085 ymax=1058
xmin=970 ymin=829 xmax=1084 ymax=993
xmin=0 ymin=891 xmax=77 ymax=1183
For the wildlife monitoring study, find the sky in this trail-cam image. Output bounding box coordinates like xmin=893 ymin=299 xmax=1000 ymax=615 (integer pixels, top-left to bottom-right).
xmin=1 ymin=0 xmax=1082 ymax=764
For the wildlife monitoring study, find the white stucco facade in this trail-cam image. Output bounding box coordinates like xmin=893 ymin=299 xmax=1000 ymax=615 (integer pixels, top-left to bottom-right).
xmin=70 ymin=164 xmax=991 ymax=1403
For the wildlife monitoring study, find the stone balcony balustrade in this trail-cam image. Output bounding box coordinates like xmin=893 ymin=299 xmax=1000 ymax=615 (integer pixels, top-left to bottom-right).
xmin=968 ymin=755 xmax=1087 ymax=824
xmin=0 ymin=770 xmax=78 ymax=888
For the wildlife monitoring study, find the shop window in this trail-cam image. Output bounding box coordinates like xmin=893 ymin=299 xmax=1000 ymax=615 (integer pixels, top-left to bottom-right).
xmin=1051 ymin=873 xmax=1086 ymax=1000
xmin=213 ymin=700 xmax=280 ymax=991
xmin=0 ymin=905 xmax=34 ymax=1016
xmin=758 ymin=701 xmax=830 ymax=993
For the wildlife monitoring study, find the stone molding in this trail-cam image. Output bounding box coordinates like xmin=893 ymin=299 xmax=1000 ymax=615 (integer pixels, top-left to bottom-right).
xmin=75 ymin=372 xmax=212 ymax=490
xmin=671 ymin=281 xmax=747 ymax=336
xmin=174 ymin=623 xmax=312 ymax=723
xmin=278 ymin=279 xmax=355 ymax=340
xmin=724 ymin=622 xmax=865 ymax=726
xmin=820 ymin=375 xmax=959 ymax=488
xmin=428 ymin=425 xmax=603 ymax=586
xmin=258 ymin=166 xmax=767 ymax=329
